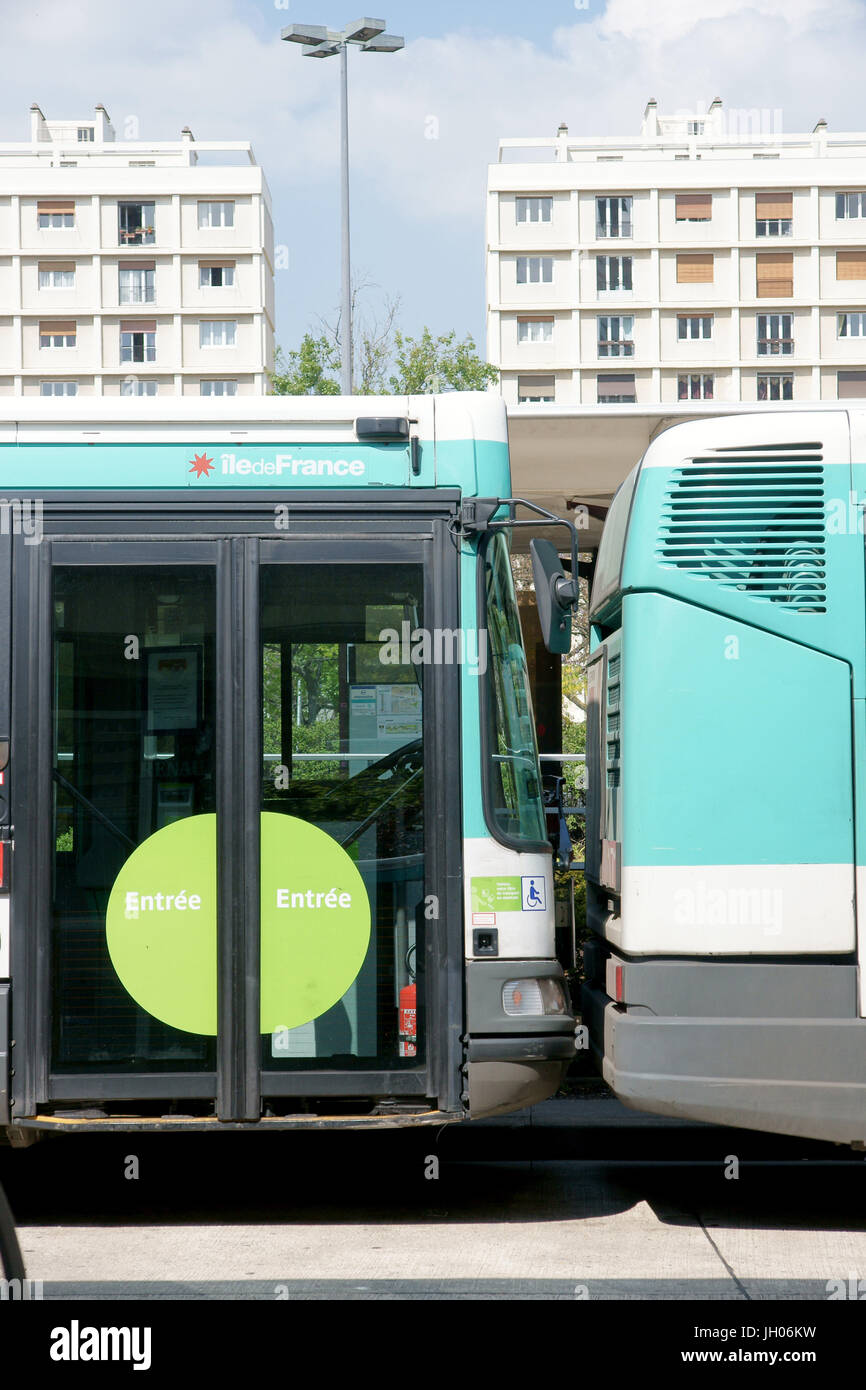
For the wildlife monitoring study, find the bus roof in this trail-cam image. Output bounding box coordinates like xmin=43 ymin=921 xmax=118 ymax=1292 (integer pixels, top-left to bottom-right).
xmin=0 ymin=391 xmax=508 ymax=447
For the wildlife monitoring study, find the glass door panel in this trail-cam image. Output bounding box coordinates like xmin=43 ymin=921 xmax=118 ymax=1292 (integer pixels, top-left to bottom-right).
xmin=51 ymin=564 xmax=217 ymax=1073
xmin=260 ymin=563 xmax=426 ymax=1072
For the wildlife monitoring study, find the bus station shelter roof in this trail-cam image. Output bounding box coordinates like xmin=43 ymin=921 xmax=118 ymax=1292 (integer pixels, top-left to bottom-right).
xmin=505 ymin=400 xmax=834 ymax=554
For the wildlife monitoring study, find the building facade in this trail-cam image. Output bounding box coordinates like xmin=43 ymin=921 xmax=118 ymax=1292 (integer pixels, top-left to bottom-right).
xmin=487 ymin=100 xmax=866 ymax=408
xmin=0 ymin=105 xmax=275 ymax=399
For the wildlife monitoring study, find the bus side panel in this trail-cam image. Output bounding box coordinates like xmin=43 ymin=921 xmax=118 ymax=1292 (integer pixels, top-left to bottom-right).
xmin=619 ymin=591 xmax=855 ymax=955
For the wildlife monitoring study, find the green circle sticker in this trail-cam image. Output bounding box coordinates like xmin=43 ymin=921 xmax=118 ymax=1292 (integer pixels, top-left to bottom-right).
xmin=106 ymin=812 xmax=371 ymax=1035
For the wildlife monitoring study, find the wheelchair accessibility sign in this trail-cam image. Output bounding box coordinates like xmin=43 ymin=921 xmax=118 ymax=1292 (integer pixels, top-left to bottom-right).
xmin=522 ymin=876 xmax=546 ymax=911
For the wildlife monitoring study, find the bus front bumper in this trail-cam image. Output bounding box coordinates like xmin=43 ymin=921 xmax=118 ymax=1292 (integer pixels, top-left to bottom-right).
xmin=465 ymin=960 xmax=576 ymax=1119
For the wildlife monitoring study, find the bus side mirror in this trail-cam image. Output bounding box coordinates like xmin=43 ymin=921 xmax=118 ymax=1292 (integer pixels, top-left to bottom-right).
xmin=531 ymin=538 xmax=574 ymax=655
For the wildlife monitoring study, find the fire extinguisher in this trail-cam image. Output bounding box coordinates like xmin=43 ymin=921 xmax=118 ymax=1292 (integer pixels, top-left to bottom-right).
xmin=398 ymin=945 xmax=417 ymax=1057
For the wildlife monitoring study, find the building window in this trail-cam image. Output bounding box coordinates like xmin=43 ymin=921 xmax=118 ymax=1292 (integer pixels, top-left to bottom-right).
xmin=756 ymin=216 xmax=792 ymax=237
xmin=596 ymin=255 xmax=632 ymax=291
xmin=129 ymin=160 xmax=156 ymax=168
xmin=596 ymin=196 xmax=632 ymax=238
xmin=120 ymin=379 xmax=158 ymax=396
xmin=77 ymin=126 xmax=94 ymax=142
xmin=199 ymin=320 xmax=237 ymax=348
xmin=119 ymin=265 xmax=155 ymax=304
xmin=39 ymin=381 xmax=78 ymax=397
xmin=757 ymin=313 xmax=793 ymax=356
xmin=37 ymin=201 xmax=74 ymax=229
xmin=200 ymin=379 xmax=238 ymax=397
xmin=199 ymin=262 xmax=235 ymax=288
xmin=756 ymin=252 xmax=793 ymax=297
xmin=837 ymin=251 xmax=866 ymax=281
xmin=516 ymin=256 xmax=553 ymax=285
xmin=838 ymin=371 xmax=866 ymax=399
xmin=118 ymin=202 xmax=155 ymax=246
xmin=755 ymin=193 xmax=792 ymax=237
xmin=677 ymin=315 xmax=713 ymax=340
xmin=838 ymin=312 xmax=866 ymax=337
xmin=516 ymin=196 xmax=552 ymax=224
xmin=757 ymin=373 xmax=793 ymax=401
xmin=38 ymin=264 xmax=75 ymax=289
xmin=678 ymin=374 xmax=714 ymax=400
xmin=597 ymin=315 xmax=634 ymax=357
xmin=517 ymin=374 xmax=555 ymax=403
xmin=517 ymin=318 xmax=553 ymax=343
xmin=687 ymin=121 xmax=705 ymax=135
xmin=676 ymin=253 xmax=714 ymax=284
xmin=836 ymin=193 xmax=866 ymax=220
xmin=120 ymin=325 xmax=156 ymax=363
xmin=198 ymin=201 xmax=235 ymax=229
xmin=597 ymin=373 xmax=636 ymax=404
xmin=675 ymin=193 xmax=712 ymax=221
xmin=39 ymin=321 xmax=76 ymax=348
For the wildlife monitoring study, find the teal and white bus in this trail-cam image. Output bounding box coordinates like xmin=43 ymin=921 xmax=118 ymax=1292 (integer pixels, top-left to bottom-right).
xmin=0 ymin=392 xmax=576 ymax=1140
xmin=583 ymin=407 xmax=866 ymax=1145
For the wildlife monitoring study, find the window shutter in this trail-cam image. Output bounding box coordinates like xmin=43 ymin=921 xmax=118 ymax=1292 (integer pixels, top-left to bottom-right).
xmin=37 ymin=200 xmax=74 ymax=214
xmin=517 ymin=374 xmax=555 ymax=397
xmin=199 ymin=260 xmax=236 ymax=269
xmin=121 ymin=260 xmax=156 ymax=271
xmin=119 ymin=319 xmax=156 ymax=332
xmin=756 ymin=252 xmax=793 ymax=297
xmin=675 ymin=193 xmax=711 ymax=220
xmin=597 ymin=373 xmax=635 ymax=399
xmin=837 ymin=251 xmax=866 ymax=281
xmin=676 ymin=253 xmax=714 ymax=283
xmin=39 ymin=320 xmax=76 ymax=334
xmin=838 ymin=371 xmax=866 ymax=398
xmin=38 ymin=261 xmax=75 ymax=272
xmin=756 ymin=193 xmax=793 ymax=219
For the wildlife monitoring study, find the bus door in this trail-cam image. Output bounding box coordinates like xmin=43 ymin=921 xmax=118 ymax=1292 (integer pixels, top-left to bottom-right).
xmin=10 ymin=510 xmax=462 ymax=1123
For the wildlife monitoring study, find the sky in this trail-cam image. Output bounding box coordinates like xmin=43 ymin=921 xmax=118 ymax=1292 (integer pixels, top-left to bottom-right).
xmin=3 ymin=0 xmax=866 ymax=358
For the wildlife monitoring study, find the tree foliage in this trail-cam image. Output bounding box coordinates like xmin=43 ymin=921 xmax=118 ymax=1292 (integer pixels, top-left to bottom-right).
xmin=269 ymin=280 xmax=499 ymax=397
xmin=388 ymin=328 xmax=499 ymax=394
xmin=269 ymin=334 xmax=340 ymax=396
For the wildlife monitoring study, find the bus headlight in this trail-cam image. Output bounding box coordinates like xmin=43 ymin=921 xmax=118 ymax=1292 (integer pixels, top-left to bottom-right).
xmin=502 ymin=977 xmax=567 ymax=1017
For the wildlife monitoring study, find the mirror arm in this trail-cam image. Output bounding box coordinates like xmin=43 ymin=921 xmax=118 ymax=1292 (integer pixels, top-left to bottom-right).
xmin=460 ymin=497 xmax=581 ymax=611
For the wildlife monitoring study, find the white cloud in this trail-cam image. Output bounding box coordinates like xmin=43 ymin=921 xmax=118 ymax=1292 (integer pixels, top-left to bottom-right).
xmin=597 ymin=0 xmax=861 ymax=44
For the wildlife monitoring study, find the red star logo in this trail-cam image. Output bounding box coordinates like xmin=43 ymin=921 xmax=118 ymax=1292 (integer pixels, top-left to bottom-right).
xmin=189 ymin=452 xmax=215 ymax=479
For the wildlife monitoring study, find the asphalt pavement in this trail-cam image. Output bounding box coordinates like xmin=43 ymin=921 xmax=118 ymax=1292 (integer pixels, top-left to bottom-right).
xmin=3 ymin=1087 xmax=865 ymax=1299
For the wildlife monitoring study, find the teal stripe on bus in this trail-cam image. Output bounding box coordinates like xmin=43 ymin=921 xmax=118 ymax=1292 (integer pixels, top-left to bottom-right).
xmin=0 ymin=438 xmax=511 ymax=497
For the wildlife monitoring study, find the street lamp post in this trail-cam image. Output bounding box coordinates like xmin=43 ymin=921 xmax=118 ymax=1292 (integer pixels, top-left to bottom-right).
xmin=282 ymin=17 xmax=405 ymax=395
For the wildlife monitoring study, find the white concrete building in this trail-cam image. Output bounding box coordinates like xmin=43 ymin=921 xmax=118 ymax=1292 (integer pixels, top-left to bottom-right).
xmin=487 ymin=100 xmax=866 ymax=409
xmin=0 ymin=105 xmax=275 ymax=398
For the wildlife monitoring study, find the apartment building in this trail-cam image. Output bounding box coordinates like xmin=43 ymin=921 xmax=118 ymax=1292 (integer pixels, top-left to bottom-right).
xmin=0 ymin=105 xmax=275 ymax=398
xmin=487 ymin=100 xmax=866 ymax=407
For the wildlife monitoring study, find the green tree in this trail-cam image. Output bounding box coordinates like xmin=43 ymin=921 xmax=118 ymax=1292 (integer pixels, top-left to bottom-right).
xmin=269 ymin=333 xmax=340 ymax=396
xmin=389 ymin=327 xmax=499 ymax=394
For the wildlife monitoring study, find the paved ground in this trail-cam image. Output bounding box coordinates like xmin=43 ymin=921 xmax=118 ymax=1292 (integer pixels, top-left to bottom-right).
xmin=3 ymin=1091 xmax=866 ymax=1299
